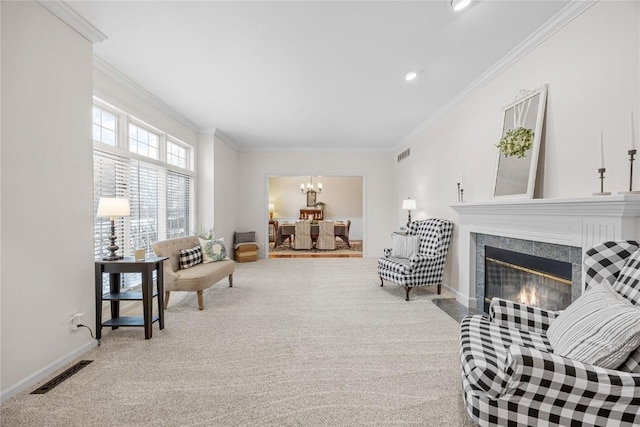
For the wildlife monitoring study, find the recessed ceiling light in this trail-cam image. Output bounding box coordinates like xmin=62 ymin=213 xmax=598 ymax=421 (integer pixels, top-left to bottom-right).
xmin=403 ymin=71 xmax=418 ymax=81
xmin=451 ymin=0 xmax=471 ymax=11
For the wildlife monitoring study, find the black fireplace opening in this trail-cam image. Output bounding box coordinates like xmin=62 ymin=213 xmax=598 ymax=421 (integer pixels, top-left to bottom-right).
xmin=484 ymin=246 xmax=572 ymax=313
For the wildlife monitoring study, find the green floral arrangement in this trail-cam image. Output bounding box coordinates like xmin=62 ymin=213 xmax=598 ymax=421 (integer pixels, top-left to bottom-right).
xmin=496 ymin=127 xmax=534 ymax=158
xmin=194 ymin=226 xmax=214 ymax=240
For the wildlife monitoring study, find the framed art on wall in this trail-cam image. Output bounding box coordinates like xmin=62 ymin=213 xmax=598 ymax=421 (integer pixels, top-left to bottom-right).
xmin=306 ymin=189 xmax=317 ymax=207
xmin=492 ymin=84 xmax=548 ymax=199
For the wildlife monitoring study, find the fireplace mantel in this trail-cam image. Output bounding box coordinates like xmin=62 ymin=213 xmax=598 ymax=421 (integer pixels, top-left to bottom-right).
xmin=449 ymin=195 xmax=640 ymax=307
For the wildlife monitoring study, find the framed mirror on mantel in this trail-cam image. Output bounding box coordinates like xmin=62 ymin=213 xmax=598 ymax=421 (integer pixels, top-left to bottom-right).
xmin=492 ymin=84 xmax=547 ymax=200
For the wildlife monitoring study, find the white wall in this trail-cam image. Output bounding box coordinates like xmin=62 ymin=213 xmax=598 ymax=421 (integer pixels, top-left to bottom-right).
xmin=395 ymin=1 xmax=640 ymax=300
xmin=197 ymin=133 xmax=215 ymax=231
xmin=237 ymin=151 xmax=394 ymax=258
xmin=213 ymin=134 xmax=239 ymax=254
xmin=1 ymin=1 xmax=95 ymax=399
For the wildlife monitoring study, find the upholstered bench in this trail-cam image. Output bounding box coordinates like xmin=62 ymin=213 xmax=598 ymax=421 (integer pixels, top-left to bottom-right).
xmin=152 ymin=236 xmax=234 ymax=310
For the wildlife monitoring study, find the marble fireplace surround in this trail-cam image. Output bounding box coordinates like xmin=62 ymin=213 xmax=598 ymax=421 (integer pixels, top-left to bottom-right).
xmin=450 ymin=195 xmax=640 ymax=308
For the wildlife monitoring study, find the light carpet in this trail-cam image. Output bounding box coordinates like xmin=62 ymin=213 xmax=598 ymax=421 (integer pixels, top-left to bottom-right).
xmin=2 ymin=258 xmax=474 ymax=426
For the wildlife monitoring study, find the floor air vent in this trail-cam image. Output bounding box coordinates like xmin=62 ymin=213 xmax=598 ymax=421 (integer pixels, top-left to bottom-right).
xmin=30 ymin=360 xmax=93 ymax=394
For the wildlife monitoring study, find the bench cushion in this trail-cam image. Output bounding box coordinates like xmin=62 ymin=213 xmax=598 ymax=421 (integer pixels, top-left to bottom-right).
xmin=174 ymin=259 xmax=235 ymax=291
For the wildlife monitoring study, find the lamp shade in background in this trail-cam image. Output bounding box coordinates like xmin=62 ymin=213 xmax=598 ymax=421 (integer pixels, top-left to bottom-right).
xmin=402 ymin=198 xmax=416 ymax=211
xmin=97 ymin=197 xmax=131 ymax=218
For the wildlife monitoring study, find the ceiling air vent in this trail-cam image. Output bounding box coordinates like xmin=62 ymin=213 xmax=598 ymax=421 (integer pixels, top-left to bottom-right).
xmin=397 ymin=148 xmax=410 ymax=162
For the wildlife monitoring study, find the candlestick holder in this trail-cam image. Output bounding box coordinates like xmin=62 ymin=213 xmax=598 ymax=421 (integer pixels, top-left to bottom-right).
xmin=594 ymin=167 xmax=611 ymax=196
xmin=457 ymin=182 xmax=461 ymax=202
xmin=460 ymin=188 xmax=465 ymax=203
xmin=618 ymin=149 xmax=640 ymax=195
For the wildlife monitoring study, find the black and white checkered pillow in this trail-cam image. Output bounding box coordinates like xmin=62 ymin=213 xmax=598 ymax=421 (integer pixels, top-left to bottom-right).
xmin=584 ymin=240 xmax=639 ymax=291
xmin=613 ymin=249 xmax=640 ymax=305
xmin=179 ymin=246 xmax=202 ymax=269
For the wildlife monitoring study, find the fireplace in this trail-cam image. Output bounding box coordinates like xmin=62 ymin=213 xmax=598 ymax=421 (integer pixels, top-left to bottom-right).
xmin=475 ymin=234 xmax=582 ymax=313
xmin=450 ymin=195 xmax=640 ymax=310
xmin=483 ymin=246 xmax=572 ymax=313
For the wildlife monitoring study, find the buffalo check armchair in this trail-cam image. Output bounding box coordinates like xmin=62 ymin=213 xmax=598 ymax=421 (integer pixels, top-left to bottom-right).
xmin=378 ymin=218 xmax=453 ymax=301
xmin=459 ymin=240 xmax=640 ymax=426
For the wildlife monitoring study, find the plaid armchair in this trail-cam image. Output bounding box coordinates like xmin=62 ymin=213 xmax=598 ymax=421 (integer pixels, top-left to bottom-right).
xmin=378 ymin=218 xmax=453 ymax=301
xmin=459 ymin=240 xmax=640 ymax=426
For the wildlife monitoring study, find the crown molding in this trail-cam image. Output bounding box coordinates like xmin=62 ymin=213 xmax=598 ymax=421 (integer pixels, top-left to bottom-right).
xmin=237 ymin=145 xmax=392 ymax=153
xmin=395 ymin=0 xmax=597 ymax=150
xmin=213 ymin=130 xmax=241 ymax=151
xmin=37 ymin=0 xmax=107 ymax=43
xmin=94 ymin=56 xmax=200 ymax=134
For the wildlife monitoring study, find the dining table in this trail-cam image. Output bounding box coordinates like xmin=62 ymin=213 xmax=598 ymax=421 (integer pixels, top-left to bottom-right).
xmin=274 ymin=222 xmax=350 ymax=249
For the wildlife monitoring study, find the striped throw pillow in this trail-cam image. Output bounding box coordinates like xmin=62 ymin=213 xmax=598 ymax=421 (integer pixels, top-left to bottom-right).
xmin=390 ymin=234 xmax=420 ymax=259
xmin=613 ymin=249 xmax=640 ymax=305
xmin=179 ymin=246 xmax=202 ymax=269
xmin=547 ymin=279 xmax=640 ymax=369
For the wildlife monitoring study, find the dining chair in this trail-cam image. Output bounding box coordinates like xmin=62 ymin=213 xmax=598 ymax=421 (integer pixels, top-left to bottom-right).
xmin=293 ymin=220 xmax=312 ymax=249
xmin=336 ymin=220 xmax=351 ymax=247
xmin=317 ymin=220 xmax=335 ymax=250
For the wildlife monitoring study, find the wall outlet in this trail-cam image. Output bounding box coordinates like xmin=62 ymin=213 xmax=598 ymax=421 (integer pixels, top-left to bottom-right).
xmin=69 ymin=313 xmax=84 ymax=331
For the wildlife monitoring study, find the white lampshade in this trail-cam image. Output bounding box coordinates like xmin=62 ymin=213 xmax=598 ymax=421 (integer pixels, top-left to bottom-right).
xmin=97 ymin=197 xmax=130 ymax=218
xmin=268 ymin=203 xmax=275 ymax=211
xmin=402 ymin=198 xmax=416 ymax=210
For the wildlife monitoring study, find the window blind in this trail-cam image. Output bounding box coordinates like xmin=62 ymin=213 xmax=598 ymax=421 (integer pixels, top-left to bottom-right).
xmin=94 ymin=147 xmax=193 ymax=291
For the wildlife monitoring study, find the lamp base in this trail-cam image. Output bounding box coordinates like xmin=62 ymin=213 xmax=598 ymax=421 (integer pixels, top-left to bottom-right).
xmin=102 ymin=255 xmax=123 ymax=261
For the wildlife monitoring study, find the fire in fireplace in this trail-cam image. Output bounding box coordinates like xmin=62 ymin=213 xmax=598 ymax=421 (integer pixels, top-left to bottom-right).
xmin=484 ymin=246 xmax=572 ymax=313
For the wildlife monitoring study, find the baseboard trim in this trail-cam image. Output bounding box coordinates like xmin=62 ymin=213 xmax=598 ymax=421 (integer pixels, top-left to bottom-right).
xmin=1 ymin=340 xmax=97 ymax=403
xmin=456 ymin=292 xmax=477 ymax=310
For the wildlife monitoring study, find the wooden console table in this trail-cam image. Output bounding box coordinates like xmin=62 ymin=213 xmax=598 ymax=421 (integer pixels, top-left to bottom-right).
xmin=95 ymin=256 xmax=167 ymax=339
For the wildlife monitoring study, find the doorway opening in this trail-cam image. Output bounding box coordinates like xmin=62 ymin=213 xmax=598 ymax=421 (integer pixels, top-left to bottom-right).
xmin=267 ymin=175 xmax=364 ymax=258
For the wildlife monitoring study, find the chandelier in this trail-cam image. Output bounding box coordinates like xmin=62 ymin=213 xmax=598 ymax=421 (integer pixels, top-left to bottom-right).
xmin=300 ymin=176 xmax=322 ymax=194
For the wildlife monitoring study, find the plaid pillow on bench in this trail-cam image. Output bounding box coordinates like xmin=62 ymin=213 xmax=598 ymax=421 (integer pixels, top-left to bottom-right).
xmin=179 ymin=245 xmax=202 ymax=269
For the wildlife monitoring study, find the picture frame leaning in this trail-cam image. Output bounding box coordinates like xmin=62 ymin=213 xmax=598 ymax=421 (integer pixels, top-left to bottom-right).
xmin=492 ymin=84 xmax=548 ymax=200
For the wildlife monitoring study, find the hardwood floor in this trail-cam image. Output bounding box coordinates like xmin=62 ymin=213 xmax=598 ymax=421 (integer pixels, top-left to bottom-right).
xmin=268 ymin=241 xmax=363 ymax=258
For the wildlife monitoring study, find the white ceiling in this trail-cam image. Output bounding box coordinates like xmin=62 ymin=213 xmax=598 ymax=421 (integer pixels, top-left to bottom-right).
xmin=69 ymin=1 xmax=571 ymax=151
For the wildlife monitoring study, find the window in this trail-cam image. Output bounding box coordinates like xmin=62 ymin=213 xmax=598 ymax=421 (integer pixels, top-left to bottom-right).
xmin=92 ymin=106 xmax=117 ymax=146
xmin=167 ymin=140 xmax=187 ymax=169
xmin=129 ymin=123 xmax=159 ymax=159
xmin=93 ymin=99 xmax=194 ymax=291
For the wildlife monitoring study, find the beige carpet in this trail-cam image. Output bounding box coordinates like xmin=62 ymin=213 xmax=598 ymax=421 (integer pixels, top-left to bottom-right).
xmin=2 ymin=258 xmax=474 ymax=426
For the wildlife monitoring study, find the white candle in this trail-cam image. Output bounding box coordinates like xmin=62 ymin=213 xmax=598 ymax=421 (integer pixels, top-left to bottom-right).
xmin=600 ymin=132 xmax=605 ymax=169
xmin=457 ymin=165 xmax=462 ymax=184
xmin=631 ymin=110 xmax=636 ymax=150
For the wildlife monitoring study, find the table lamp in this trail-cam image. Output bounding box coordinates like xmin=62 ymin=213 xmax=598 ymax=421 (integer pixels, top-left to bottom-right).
xmin=269 ymin=203 xmax=275 ymax=220
xmin=402 ymin=198 xmax=416 ymax=228
xmin=97 ymin=197 xmax=130 ymax=260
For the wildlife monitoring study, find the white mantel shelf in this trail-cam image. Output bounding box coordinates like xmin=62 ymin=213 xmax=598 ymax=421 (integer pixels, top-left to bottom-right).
xmin=449 ymin=195 xmax=640 ymax=308
xmin=450 ymin=195 xmax=640 ymax=217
